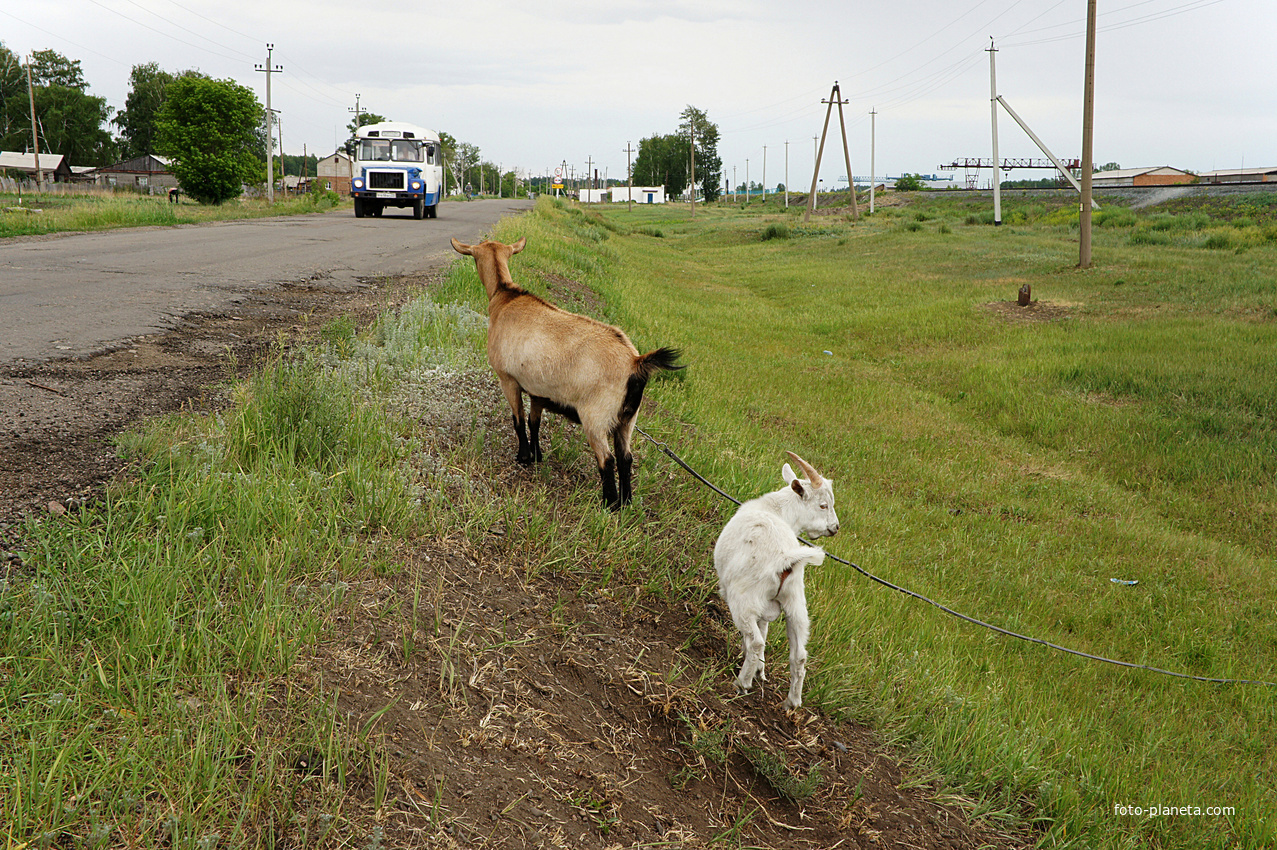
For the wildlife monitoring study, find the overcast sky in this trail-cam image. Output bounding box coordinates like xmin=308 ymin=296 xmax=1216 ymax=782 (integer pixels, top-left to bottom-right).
xmin=4 ymin=0 xmax=1273 ymax=188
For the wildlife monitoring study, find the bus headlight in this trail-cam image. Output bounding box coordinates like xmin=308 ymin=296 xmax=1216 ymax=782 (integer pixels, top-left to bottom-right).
xmin=353 ymin=178 xmax=364 ymax=189
xmin=411 ymin=181 xmax=422 ymax=191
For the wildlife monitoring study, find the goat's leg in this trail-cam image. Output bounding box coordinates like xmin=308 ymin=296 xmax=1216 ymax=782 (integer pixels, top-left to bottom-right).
xmin=586 ymin=431 xmax=620 ymax=511
xmin=527 ymin=398 xmax=546 ymax=463
xmin=732 ymin=615 xmax=767 ymax=694
xmin=499 ymin=377 xmax=533 ymax=465
xmin=783 ymin=596 xmax=810 ymax=710
xmin=612 ymin=420 xmax=635 ymax=506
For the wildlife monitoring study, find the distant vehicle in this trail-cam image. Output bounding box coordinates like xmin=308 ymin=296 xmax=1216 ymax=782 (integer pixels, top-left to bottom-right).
xmin=350 ymin=122 xmax=444 ymax=219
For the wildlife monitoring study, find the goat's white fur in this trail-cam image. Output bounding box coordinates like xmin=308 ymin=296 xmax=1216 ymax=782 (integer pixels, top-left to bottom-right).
xmin=713 ymin=452 xmax=838 ymax=709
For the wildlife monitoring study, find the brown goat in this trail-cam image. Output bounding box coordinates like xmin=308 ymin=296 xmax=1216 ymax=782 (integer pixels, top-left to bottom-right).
xmin=452 ymin=236 xmax=684 ymax=510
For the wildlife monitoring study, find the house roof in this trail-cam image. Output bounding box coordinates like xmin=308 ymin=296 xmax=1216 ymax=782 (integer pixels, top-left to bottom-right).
xmin=1092 ymin=166 xmax=1192 ymax=180
xmin=95 ymin=154 xmax=173 ymax=174
xmin=1199 ymin=167 xmax=1277 ymax=178
xmin=0 ymin=151 xmax=67 ymax=171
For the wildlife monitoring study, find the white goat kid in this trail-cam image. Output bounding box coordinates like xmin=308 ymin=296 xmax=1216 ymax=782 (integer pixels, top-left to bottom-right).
xmin=714 ymin=452 xmax=839 ymax=709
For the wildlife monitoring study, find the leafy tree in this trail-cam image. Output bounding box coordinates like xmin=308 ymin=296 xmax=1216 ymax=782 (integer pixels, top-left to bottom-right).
xmin=453 ymin=141 xmax=480 ymax=191
xmin=0 ymin=43 xmax=32 ymax=151
xmin=438 ymin=130 xmax=458 ymax=193
xmin=1 ymin=48 xmax=116 ymax=166
xmin=346 ymin=110 xmax=387 ymax=137
xmin=679 ymin=105 xmax=722 ymax=202
xmin=156 ymin=76 xmax=265 ymax=204
xmin=35 ymin=82 xmax=116 ymax=166
xmin=894 ymin=173 xmax=925 ymax=191
xmin=114 ymin=63 xmax=204 ymax=160
xmin=633 ymin=133 xmax=690 ymax=197
xmin=1098 ymin=161 xmax=1122 ymax=171
xmin=28 ymin=49 xmax=87 ymax=89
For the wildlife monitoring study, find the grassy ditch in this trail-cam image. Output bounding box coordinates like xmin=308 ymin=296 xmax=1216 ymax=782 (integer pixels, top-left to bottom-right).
xmin=0 ymin=189 xmax=347 ymax=238
xmin=547 ymin=192 xmax=1276 ymax=849
xmin=2 ymin=190 xmax=1274 ymax=848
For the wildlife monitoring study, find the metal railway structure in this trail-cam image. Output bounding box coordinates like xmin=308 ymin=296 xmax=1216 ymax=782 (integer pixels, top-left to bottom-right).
xmin=939 ymin=157 xmax=1082 ymax=190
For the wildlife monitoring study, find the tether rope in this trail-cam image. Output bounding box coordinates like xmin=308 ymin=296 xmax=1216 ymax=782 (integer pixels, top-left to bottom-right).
xmin=635 ymin=426 xmax=1277 ymax=688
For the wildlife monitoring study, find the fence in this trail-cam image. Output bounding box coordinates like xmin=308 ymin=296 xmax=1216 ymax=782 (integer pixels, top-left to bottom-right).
xmin=0 ymin=178 xmax=161 ymax=197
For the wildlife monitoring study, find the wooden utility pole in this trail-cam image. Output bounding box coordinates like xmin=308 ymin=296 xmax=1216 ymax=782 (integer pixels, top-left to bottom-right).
xmin=784 ymin=140 xmax=789 ymax=208
xmin=762 ymin=145 xmax=767 ymax=204
xmin=26 ymin=57 xmax=42 ymax=192
xmin=255 ymin=44 xmax=283 ymax=203
xmin=804 ymin=82 xmax=859 ymax=222
xmin=1079 ymin=0 xmax=1098 ymax=268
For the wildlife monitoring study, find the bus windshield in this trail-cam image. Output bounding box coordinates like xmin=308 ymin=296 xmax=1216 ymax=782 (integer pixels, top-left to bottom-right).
xmin=358 ymin=138 xmax=424 ymax=163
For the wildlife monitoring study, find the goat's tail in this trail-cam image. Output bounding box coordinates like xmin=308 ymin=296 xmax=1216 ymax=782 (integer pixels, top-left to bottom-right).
xmin=634 ymin=346 xmax=685 ymax=380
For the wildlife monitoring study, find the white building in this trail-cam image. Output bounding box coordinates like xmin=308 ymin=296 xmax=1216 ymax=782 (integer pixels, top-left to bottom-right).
xmin=610 ymin=185 xmax=666 ymax=204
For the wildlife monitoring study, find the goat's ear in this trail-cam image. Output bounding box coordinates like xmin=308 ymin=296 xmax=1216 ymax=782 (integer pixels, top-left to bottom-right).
xmin=782 ymin=462 xmax=797 ymax=484
xmin=790 ymin=478 xmax=806 ymax=497
xmin=510 ymin=237 xmax=527 ymax=254
xmin=451 ymin=237 xmax=473 ymax=256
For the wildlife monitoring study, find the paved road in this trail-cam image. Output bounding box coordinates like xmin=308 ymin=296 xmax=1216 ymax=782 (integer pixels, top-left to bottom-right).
xmin=0 ymin=198 xmax=532 ymax=366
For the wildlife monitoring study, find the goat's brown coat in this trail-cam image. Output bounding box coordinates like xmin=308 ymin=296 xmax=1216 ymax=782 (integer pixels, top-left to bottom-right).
xmin=451 ymin=237 xmax=682 ymax=508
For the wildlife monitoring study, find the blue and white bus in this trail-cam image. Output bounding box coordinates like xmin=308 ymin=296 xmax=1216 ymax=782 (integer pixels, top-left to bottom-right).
xmin=350 ymin=122 xmax=444 ymax=219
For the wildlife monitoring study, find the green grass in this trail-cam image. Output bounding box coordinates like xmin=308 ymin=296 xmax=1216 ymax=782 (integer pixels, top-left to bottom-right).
xmin=510 ymin=195 xmax=1277 ymax=848
xmin=0 ymin=351 xmax=412 ymax=845
xmin=0 ymin=189 xmax=347 ymax=238
xmin=3 ymin=190 xmax=1274 ymax=848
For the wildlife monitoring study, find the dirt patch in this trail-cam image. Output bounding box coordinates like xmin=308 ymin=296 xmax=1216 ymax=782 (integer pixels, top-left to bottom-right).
xmin=0 ymin=272 xmax=438 ymax=536
xmin=302 ymin=536 xmax=1030 ymax=848
xmin=0 ymin=271 xmax=1034 ymax=848
xmin=984 ymin=299 xmax=1074 ymax=324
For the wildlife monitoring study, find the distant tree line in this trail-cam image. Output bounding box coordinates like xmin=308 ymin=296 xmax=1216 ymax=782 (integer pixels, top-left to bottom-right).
xmin=631 ymin=105 xmax=723 ymax=202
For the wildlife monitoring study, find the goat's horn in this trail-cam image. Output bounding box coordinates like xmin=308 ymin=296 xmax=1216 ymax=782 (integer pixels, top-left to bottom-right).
xmin=785 ymin=451 xmax=823 ymax=487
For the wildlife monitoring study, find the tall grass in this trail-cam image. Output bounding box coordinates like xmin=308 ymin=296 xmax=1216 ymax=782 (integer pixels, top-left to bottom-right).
xmin=521 ymin=195 xmax=1276 ymax=848
xmin=0 ymin=351 xmax=410 ymax=845
xmin=0 ymin=189 xmax=346 ymax=238
xmin=4 ymin=192 xmax=1273 ymax=848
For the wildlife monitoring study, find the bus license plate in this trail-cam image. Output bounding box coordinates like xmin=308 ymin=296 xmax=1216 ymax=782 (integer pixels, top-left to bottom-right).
xmin=375 ymin=192 xmax=396 ymax=198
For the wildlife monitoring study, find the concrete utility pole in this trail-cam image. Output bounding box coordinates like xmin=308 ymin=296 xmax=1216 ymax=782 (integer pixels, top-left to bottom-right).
xmin=1079 ymin=0 xmax=1098 ymax=268
xmin=26 ymin=56 xmax=42 ymax=192
xmin=255 ymin=44 xmax=283 ymax=203
xmin=689 ymin=121 xmax=696 ymax=216
xmin=762 ymin=145 xmax=767 ymax=203
xmin=869 ymin=108 xmax=877 ymax=214
xmin=732 ymin=165 xmax=737 ymax=203
xmin=834 ymin=86 xmax=859 ymax=219
xmin=988 ymin=39 xmax=1001 ymax=225
xmin=804 ymin=82 xmax=858 ymax=222
xmin=625 ymin=141 xmax=634 ymax=212
xmin=812 ymin=136 xmax=819 ymax=210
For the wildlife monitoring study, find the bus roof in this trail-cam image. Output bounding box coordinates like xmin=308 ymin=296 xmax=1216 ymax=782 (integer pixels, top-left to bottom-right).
xmin=354 ymin=122 xmax=439 ymax=143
